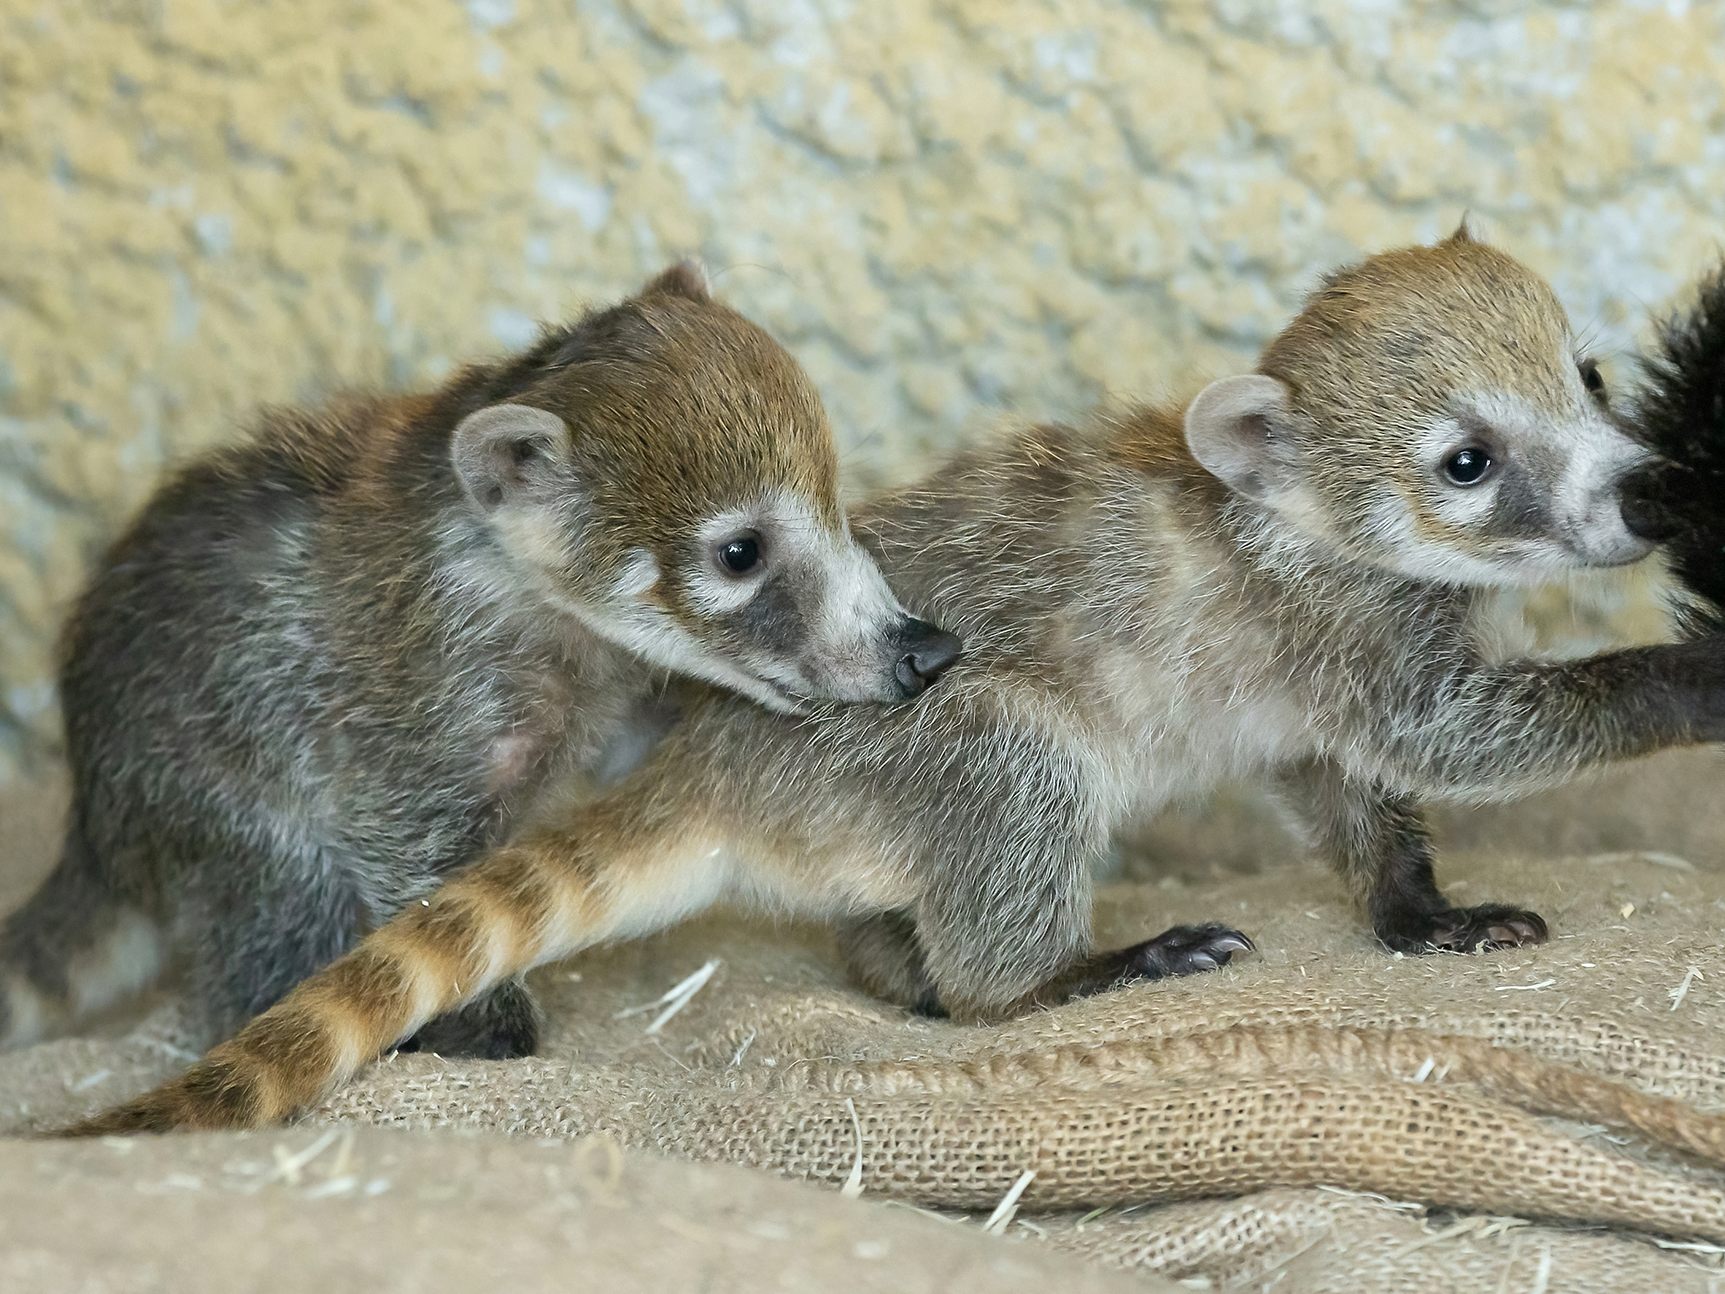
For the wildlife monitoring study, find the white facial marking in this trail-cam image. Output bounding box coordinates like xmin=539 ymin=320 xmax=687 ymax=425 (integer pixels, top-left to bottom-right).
xmin=1553 ymin=424 xmax=1650 ymax=560
xmin=1381 ymin=389 xmax=1654 ymax=585
xmin=613 ymin=548 xmax=660 ymax=599
xmin=818 ymin=529 xmax=904 ymax=647
xmin=1362 ymin=493 xmax=1527 ymax=586
xmin=493 ymin=508 xmax=575 ymax=573
xmin=534 ymin=487 xmax=914 ymax=709
xmin=686 ymin=508 xmax=768 ymax=615
xmin=1417 ymin=417 xmax=1499 ymax=530
xmin=577 ymin=589 xmax=806 ymax=714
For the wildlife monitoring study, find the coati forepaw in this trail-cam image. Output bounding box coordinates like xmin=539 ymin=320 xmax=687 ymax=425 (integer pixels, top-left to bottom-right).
xmin=1376 ymin=904 xmax=1549 ymax=955
xmin=1123 ymin=923 xmax=1256 ymax=980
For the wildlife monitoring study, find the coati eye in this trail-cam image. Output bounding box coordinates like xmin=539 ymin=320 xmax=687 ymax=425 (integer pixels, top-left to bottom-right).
xmin=1442 ymin=447 xmax=1494 ymax=487
xmin=715 ymin=533 xmax=762 ymax=576
xmin=1579 ymin=359 xmax=1607 ymax=402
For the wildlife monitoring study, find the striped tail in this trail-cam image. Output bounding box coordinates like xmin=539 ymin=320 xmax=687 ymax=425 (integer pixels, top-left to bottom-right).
xmin=61 ymin=811 xmax=713 ymax=1135
xmin=1 ymin=833 xmax=164 ymax=1050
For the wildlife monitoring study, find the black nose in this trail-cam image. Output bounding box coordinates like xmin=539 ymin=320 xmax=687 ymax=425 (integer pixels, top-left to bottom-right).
xmin=1618 ymin=463 xmax=1681 ymax=543
xmin=892 ymin=618 xmax=963 ymax=698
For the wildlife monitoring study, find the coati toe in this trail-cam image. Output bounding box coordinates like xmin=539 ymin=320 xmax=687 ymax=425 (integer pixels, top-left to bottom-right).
xmin=400 ymin=982 xmax=544 ymax=1060
xmin=1122 ymin=923 xmax=1257 ymax=981
xmin=1376 ymin=904 xmax=1549 ymax=955
xmin=1010 ymin=923 xmax=1257 ymax=1011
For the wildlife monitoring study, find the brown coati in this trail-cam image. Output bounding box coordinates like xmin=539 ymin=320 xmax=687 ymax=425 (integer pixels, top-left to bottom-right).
xmin=1 ymin=263 xmax=959 ymax=1059
xmin=69 ymin=231 xmax=1725 ymax=1136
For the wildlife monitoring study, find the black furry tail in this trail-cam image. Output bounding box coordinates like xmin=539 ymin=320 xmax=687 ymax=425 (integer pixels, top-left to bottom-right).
xmin=1632 ymin=262 xmax=1725 ymax=635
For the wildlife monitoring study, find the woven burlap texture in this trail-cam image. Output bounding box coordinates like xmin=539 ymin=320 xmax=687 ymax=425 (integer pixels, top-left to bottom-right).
xmin=5 ymin=749 xmax=1725 ymax=1291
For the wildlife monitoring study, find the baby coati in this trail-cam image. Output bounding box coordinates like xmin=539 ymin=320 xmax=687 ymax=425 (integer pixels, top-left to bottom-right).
xmin=2 ymin=263 xmax=959 ymax=1059
xmin=71 ymin=230 xmax=1725 ymax=1135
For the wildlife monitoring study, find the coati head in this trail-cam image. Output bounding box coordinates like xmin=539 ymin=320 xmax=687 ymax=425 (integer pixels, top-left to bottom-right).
xmin=449 ymin=263 xmax=960 ymax=710
xmin=1183 ymin=228 xmax=1654 ymax=586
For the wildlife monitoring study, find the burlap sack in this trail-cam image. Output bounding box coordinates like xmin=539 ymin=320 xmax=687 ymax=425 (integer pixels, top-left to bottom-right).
xmin=5 ymin=749 xmax=1725 ymax=1292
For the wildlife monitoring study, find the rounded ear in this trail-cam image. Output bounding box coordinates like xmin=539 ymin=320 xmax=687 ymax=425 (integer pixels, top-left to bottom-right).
xmin=451 ymin=404 xmax=570 ymax=513
xmin=639 ymin=259 xmax=710 ymax=302
xmin=1183 ymin=375 xmax=1298 ymax=502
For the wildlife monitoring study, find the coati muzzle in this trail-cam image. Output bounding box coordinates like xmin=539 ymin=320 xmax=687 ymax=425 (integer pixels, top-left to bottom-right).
xmin=1617 ymin=462 xmax=1684 ymax=544
xmin=889 ymin=617 xmax=963 ymax=699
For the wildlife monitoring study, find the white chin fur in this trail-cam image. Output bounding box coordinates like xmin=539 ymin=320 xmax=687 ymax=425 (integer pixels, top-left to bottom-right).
xmin=543 ymin=584 xmax=802 ymax=712
xmin=618 ymin=618 xmax=804 ymax=713
xmin=1383 ymin=539 xmax=1650 ymax=589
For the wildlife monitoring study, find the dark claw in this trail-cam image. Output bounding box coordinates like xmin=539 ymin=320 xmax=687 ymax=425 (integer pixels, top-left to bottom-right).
xmin=1376 ymin=903 xmax=1549 ymax=955
xmin=1124 ymin=922 xmax=1256 ymax=980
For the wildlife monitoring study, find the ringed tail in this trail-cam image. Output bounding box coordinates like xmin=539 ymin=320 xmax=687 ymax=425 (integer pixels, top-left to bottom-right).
xmin=61 ymin=823 xmax=666 ymax=1135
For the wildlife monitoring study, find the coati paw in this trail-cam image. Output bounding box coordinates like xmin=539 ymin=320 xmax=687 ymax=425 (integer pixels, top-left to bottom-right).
xmin=400 ymin=982 xmax=544 ymax=1060
xmin=1376 ymin=904 xmax=1549 ymax=955
xmin=1122 ymin=923 xmax=1256 ymax=980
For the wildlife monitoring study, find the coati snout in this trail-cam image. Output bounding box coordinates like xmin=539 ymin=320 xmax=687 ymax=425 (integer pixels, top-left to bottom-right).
xmin=889 ymin=616 xmax=963 ymax=698
xmin=1615 ymin=462 xmax=1685 ymax=545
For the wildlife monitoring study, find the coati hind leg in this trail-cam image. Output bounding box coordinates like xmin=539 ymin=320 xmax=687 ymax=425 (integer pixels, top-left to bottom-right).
xmin=1023 ymin=924 xmax=1258 ymax=1003
xmin=398 ymin=978 xmax=543 ymax=1060
xmin=182 ymin=841 xmax=540 ymax=1060
xmin=1277 ymin=758 xmax=1547 ymax=954
xmin=181 ymin=848 xmax=372 ymax=1041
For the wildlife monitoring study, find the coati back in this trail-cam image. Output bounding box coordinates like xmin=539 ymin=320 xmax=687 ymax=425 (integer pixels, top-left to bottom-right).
xmin=3 ymin=263 xmax=958 ymax=1056
xmin=71 ymin=232 xmax=1725 ymax=1136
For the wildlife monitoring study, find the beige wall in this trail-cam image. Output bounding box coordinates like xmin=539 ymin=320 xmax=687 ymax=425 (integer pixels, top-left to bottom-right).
xmin=3 ymin=0 xmax=1721 ymax=780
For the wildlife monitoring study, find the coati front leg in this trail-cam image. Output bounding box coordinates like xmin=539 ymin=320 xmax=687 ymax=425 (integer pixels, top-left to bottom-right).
xmin=1362 ymin=637 xmax=1725 ymax=801
xmin=1277 ymin=759 xmax=1546 ymax=954
xmin=835 ymin=912 xmax=943 ymax=1015
xmin=892 ymin=743 xmax=1253 ymax=1023
xmin=840 ymin=909 xmax=1254 ymax=1020
xmin=1316 ymin=634 xmax=1725 ymax=950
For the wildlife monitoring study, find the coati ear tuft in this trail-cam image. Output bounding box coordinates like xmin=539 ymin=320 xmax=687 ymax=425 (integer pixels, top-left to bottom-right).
xmin=452 ymin=404 xmax=571 ymax=514
xmin=640 ymin=259 xmax=711 ymax=302
xmin=1184 ymin=375 xmax=1299 ymax=502
xmin=1443 ymin=212 xmax=1477 ymax=246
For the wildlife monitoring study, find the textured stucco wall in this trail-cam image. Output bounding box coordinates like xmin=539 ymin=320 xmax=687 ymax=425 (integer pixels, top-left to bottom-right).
xmin=3 ymin=0 xmax=1723 ymax=781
